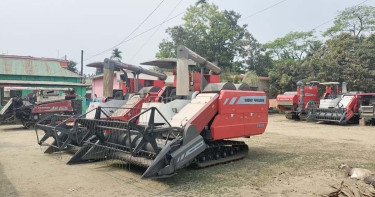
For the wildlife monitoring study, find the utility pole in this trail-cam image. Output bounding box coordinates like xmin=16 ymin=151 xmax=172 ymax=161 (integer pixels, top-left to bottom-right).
xmin=81 ymin=50 xmax=84 ymax=83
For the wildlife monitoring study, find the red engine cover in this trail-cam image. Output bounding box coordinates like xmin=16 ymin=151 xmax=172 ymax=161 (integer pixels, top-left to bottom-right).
xmin=210 ymin=90 xmax=268 ymax=140
xmin=276 ymin=94 xmax=298 ymax=111
xmin=276 ymin=85 xmax=319 ymax=111
xmin=298 ymin=86 xmax=319 ymax=108
xmin=32 ymin=100 xmax=73 ymax=114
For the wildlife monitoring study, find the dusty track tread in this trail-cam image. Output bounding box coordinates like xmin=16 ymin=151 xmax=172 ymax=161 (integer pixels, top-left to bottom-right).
xmin=193 ymin=140 xmax=249 ymax=168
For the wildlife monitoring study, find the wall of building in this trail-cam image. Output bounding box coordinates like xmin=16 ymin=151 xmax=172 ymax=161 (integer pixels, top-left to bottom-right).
xmin=91 ymin=71 xmax=163 ymax=99
xmin=92 ymin=73 xmax=120 ymax=99
xmin=0 ymin=75 xmax=80 ymax=83
xmin=0 ymin=55 xmax=86 ymax=114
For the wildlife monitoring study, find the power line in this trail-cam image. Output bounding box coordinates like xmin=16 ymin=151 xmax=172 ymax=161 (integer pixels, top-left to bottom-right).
xmin=126 ymin=0 xmax=291 ymax=61
xmin=85 ymin=0 xmax=291 ymax=62
xmin=311 ymin=0 xmax=370 ymax=31
xmin=86 ymin=0 xmax=291 ymax=62
xmin=84 ymin=0 xmax=165 ymax=61
xmin=84 ymin=11 xmax=186 ymax=62
xmin=129 ymin=0 xmax=185 ymax=62
xmin=240 ymin=0 xmax=288 ymax=21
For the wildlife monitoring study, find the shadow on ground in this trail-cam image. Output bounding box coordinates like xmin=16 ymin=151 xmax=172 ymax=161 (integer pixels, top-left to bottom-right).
xmin=0 ymin=125 xmax=29 ymax=132
xmin=0 ymin=163 xmax=18 ymax=197
xmin=155 ymin=147 xmax=297 ymax=195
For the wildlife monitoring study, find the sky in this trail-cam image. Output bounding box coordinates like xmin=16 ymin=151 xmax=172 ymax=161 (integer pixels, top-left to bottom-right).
xmin=1 ymin=0 xmax=374 ymax=74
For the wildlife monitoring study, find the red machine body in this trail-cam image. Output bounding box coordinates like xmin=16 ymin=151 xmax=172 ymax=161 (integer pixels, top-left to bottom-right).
xmin=276 ymin=82 xmax=319 ymax=120
xmin=36 ymin=47 xmax=269 ymax=179
xmin=173 ymin=71 xmax=221 ymax=92
xmin=298 ymin=85 xmax=319 ymax=108
xmin=32 ymin=100 xmax=74 ymax=114
xmin=109 ymin=88 xmax=166 ymax=122
xmin=210 ymin=90 xmax=268 ymax=139
xmin=277 ymin=85 xmax=319 ymax=111
xmin=276 ymin=94 xmax=298 ymax=111
xmin=322 ymin=85 xmax=341 ymax=99
xmin=183 ymin=90 xmax=268 ymax=140
xmin=120 ymin=78 xmax=164 ymax=94
xmin=301 ymin=82 xmax=375 ymax=124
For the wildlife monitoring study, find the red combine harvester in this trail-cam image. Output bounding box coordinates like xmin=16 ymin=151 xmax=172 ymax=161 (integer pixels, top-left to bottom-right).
xmin=35 ymin=60 xmax=168 ymax=153
xmin=0 ymin=87 xmax=81 ymax=128
xmin=306 ymin=82 xmax=375 ymax=124
xmin=36 ymin=46 xmax=269 ymax=179
xmin=276 ymin=81 xmax=320 ymax=120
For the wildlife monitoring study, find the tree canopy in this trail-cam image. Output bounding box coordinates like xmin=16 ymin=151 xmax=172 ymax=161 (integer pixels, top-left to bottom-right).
xmin=111 ymin=48 xmax=122 ymax=60
xmin=156 ymin=4 xmax=375 ymax=97
xmin=67 ymin=61 xmax=78 ymax=74
xmin=323 ymin=5 xmax=375 ymax=38
xmin=156 ymin=3 xmax=248 ymax=71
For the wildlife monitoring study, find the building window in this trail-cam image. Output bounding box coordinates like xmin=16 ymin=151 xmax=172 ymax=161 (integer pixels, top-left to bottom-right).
xmin=1 ymin=89 xmax=22 ymax=106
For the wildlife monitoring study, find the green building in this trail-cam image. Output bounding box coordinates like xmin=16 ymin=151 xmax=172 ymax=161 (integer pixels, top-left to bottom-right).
xmin=0 ymin=55 xmax=86 ymax=114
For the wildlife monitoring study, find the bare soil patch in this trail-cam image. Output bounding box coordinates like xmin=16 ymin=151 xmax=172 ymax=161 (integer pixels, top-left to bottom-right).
xmin=0 ymin=114 xmax=374 ymax=196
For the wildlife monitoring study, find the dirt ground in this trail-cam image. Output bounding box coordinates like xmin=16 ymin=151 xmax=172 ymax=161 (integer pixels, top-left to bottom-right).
xmin=0 ymin=114 xmax=374 ymax=197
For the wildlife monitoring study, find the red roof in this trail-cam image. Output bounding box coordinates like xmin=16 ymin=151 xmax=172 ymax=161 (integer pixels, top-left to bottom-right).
xmin=259 ymin=76 xmax=270 ymax=80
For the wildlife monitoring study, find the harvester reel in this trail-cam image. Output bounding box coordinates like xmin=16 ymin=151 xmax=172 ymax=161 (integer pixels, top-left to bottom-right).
xmin=36 ymin=114 xmax=80 ymax=152
xmin=127 ymin=107 xmax=183 ymax=156
xmin=36 ymin=115 xmax=61 ymax=145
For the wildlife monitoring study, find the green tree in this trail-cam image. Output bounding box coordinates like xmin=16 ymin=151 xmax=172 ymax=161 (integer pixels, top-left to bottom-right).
xmin=195 ymin=0 xmax=207 ymax=6
xmin=323 ymin=5 xmax=375 ymax=38
xmin=242 ymin=71 xmax=260 ymax=87
xmin=67 ymin=60 xmax=78 ymax=74
xmin=264 ymin=31 xmax=321 ymax=61
xmin=156 ymin=40 xmax=176 ymax=59
xmin=308 ymin=33 xmax=375 ymax=92
xmin=111 ymin=48 xmax=122 ymax=60
xmin=267 ymin=59 xmax=312 ymax=97
xmin=156 ymin=3 xmax=247 ymax=70
xmin=265 ymin=31 xmax=320 ymax=97
xmin=236 ymin=32 xmax=273 ymax=76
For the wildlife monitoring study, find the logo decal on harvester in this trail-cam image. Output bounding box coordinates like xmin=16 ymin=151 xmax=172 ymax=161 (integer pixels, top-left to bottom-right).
xmin=229 ymin=97 xmax=237 ymax=105
xmin=177 ymin=140 xmax=204 ymax=163
xmin=236 ymin=96 xmax=266 ymax=105
xmin=223 ymin=98 xmax=229 ymax=105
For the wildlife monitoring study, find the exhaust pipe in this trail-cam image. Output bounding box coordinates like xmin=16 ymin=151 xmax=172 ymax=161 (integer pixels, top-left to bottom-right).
xmin=297 ymin=81 xmax=304 ymax=113
xmin=176 ymin=45 xmax=222 ymax=96
xmin=342 ymin=82 xmax=347 ymax=94
xmin=90 ymin=59 xmax=168 ymax=98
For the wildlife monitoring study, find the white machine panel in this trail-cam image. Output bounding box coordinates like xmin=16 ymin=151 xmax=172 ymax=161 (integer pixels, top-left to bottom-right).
xmin=169 ymin=93 xmax=217 ymax=127
xmin=0 ymin=98 xmax=13 ymax=115
xmin=139 ymin=100 xmax=190 ymax=125
xmin=319 ymin=97 xmax=342 ymax=109
xmin=85 ymin=100 xmax=127 ymax=119
xmin=338 ymin=95 xmax=354 ymax=108
xmin=86 ymin=102 xmax=101 ymax=119
xmin=111 ymin=95 xmax=142 ymax=117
